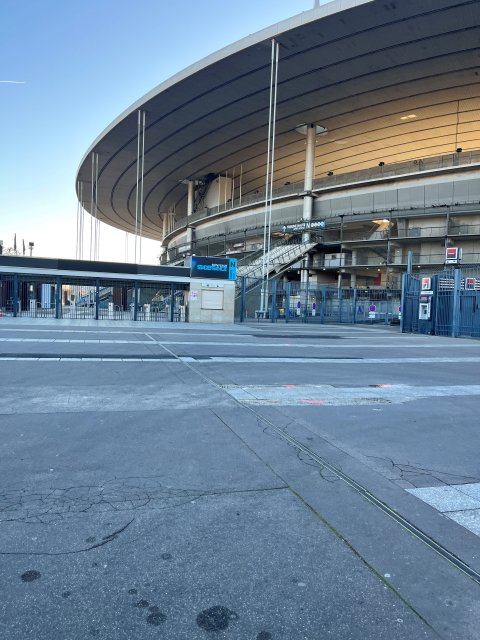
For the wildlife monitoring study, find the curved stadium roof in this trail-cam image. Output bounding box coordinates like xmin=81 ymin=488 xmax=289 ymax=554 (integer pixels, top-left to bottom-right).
xmin=76 ymin=0 xmax=480 ymax=241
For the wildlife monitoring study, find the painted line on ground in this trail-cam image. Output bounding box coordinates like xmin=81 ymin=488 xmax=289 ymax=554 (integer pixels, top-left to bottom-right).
xmin=1 ymin=355 xmax=479 ymax=364
xmin=182 ymin=356 xmax=480 ymax=364
xmin=0 ymin=356 xmax=181 ymax=362
xmin=221 ymin=383 xmax=480 ymax=405
xmin=0 ymin=337 xmax=480 ymax=350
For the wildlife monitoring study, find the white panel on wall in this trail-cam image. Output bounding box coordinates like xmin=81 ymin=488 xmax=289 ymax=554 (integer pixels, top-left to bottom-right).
xmin=202 ymin=289 xmax=224 ymax=310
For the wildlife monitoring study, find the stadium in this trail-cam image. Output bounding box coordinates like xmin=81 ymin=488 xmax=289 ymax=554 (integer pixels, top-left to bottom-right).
xmin=2 ymin=0 xmax=480 ymax=327
xmin=75 ymin=0 xmax=480 ymax=298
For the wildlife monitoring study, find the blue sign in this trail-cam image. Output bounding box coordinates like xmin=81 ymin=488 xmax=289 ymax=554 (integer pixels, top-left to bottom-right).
xmin=188 ymin=256 xmax=237 ymax=280
xmin=369 ymin=304 xmax=376 ymax=312
xmin=228 ymin=258 xmax=237 ymax=281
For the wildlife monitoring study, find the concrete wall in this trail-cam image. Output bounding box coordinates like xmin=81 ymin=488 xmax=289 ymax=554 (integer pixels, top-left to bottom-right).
xmin=187 ymin=281 xmax=235 ymax=324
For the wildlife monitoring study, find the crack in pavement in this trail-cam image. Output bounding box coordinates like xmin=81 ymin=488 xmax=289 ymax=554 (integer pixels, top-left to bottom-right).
xmin=366 ymin=456 xmax=480 ymax=488
xmin=0 ymin=476 xmax=286 ymax=555
xmin=0 ymin=478 xmax=208 ymax=524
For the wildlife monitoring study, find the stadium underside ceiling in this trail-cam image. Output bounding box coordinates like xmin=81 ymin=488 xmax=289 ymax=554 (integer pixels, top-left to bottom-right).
xmin=76 ymin=0 xmax=480 ymax=242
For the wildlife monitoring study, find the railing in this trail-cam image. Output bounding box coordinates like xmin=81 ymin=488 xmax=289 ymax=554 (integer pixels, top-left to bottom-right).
xmin=237 ymin=240 xmax=316 ymax=278
xmin=338 ymin=223 xmax=480 ymax=244
xmin=342 ymin=252 xmax=480 ymax=267
xmin=168 ymin=149 xmax=480 ymax=235
xmin=312 ymin=150 xmax=480 ymax=191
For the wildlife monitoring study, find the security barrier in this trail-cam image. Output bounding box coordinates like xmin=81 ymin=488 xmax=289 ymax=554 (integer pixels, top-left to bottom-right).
xmin=0 ymin=274 xmax=188 ymax=323
xmin=235 ymin=276 xmax=401 ymax=324
xmin=401 ymin=268 xmax=480 ymax=338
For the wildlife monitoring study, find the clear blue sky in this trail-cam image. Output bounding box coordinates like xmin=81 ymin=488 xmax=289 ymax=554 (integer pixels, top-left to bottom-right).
xmin=1 ymin=0 xmax=314 ymax=263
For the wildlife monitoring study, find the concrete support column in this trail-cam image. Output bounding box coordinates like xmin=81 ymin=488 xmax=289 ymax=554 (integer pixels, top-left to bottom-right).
xmin=350 ymin=272 xmax=357 ymax=288
xmin=300 ymin=124 xmax=317 ymax=288
xmin=302 ymin=123 xmax=316 ymax=243
xmin=162 ymin=212 xmax=175 ymax=237
xmin=187 ymin=180 xmax=194 ymax=216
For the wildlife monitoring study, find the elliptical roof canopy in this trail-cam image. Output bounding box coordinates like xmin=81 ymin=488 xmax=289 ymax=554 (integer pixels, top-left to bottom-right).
xmin=76 ymin=0 xmax=480 ymax=240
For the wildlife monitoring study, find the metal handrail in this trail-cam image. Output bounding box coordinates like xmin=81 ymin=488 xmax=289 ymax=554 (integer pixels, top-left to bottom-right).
xmin=169 ymin=149 xmax=480 ymax=234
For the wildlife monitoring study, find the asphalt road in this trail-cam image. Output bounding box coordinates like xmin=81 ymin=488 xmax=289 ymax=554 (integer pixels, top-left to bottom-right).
xmin=0 ymin=318 xmax=479 ymax=639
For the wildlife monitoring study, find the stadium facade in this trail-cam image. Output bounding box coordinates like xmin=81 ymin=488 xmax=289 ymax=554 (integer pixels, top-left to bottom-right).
xmin=76 ymin=0 xmax=480 ymax=292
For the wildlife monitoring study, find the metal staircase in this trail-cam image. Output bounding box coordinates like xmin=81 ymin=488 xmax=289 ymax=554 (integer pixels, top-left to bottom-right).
xmin=237 ymin=239 xmax=318 ymax=280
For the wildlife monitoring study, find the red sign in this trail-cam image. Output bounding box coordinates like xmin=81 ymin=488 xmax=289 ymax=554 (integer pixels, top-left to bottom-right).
xmin=445 ymin=247 xmax=462 ymax=264
xmin=465 ymin=278 xmax=476 ymax=290
xmin=421 ymin=277 xmax=431 ymax=290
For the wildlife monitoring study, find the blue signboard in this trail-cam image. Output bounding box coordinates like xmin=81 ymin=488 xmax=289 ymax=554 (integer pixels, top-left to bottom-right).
xmin=188 ymin=256 xmax=237 ymax=280
xmin=228 ymin=258 xmax=237 ymax=281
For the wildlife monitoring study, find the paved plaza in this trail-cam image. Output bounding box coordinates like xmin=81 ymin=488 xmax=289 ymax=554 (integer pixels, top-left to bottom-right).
xmin=0 ymin=318 xmax=479 ymax=639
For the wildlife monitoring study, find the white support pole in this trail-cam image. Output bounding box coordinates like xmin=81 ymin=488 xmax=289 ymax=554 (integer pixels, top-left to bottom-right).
xmin=266 ymin=41 xmax=279 ymax=285
xmin=78 ymin=183 xmax=82 ymax=260
xmin=79 ymin=182 xmax=84 ymax=260
xmin=76 ymin=181 xmax=80 ymax=259
xmin=261 ymin=38 xmax=276 ymax=313
xmin=90 ymin=152 xmax=95 ymax=261
xmin=97 ymin=218 xmax=101 ymax=261
xmin=139 ymin=110 xmax=146 ymax=264
xmin=94 ymin=152 xmax=99 ymax=260
xmin=239 ymin=164 xmax=243 ymax=205
xmin=134 ymin=109 xmax=141 ymax=263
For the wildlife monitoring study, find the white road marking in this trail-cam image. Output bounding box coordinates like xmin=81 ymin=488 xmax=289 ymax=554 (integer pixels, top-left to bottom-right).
xmin=0 ymin=357 xmax=181 ymax=362
xmin=188 ymin=356 xmax=480 ymax=364
xmin=0 ymin=336 xmax=480 ymax=349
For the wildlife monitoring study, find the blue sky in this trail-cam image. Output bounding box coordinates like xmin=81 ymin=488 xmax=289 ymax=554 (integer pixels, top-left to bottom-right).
xmin=1 ymin=0 xmax=314 ymax=263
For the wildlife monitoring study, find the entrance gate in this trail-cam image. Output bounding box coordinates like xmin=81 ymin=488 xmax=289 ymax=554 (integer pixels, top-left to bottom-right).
xmin=401 ymin=268 xmax=480 ymax=338
xmin=0 ymin=274 xmax=188 ymax=323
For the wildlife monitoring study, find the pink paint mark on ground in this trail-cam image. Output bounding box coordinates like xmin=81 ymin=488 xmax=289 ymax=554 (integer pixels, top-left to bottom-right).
xmin=303 ymin=399 xmax=324 ymax=405
xmin=372 ymin=384 xmax=394 ymax=388
xmin=284 ymin=385 xmax=297 ymax=388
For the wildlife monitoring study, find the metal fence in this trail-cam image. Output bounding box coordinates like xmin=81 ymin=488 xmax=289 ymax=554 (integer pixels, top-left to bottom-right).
xmin=401 ymin=267 xmax=480 ymax=338
xmin=0 ymin=274 xmax=188 ymax=322
xmin=235 ymin=277 xmax=401 ymax=324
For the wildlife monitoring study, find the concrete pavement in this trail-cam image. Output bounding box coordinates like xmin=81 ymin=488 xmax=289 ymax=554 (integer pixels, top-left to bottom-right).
xmin=0 ymin=318 xmax=479 ymax=639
